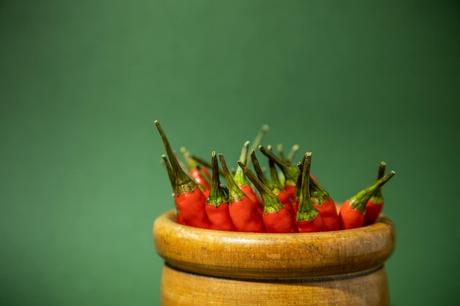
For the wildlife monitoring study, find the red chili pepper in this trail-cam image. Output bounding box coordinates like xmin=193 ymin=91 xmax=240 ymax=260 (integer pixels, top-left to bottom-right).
xmin=161 ymin=154 xmax=185 ymax=225
xmin=339 ymin=170 xmax=396 ymax=230
xmin=302 ymin=158 xmax=340 ymax=231
xmin=312 ymin=194 xmax=339 ymax=231
xmin=291 ymin=155 xmax=339 ymax=231
xmin=205 ymin=151 xmax=235 ymax=231
xmin=238 ymin=161 xmax=297 ymax=233
xmin=277 ymin=190 xmax=291 ymax=206
xmin=219 ymin=154 xmax=265 ymax=233
xmin=233 ymin=141 xmax=263 ymax=212
xmin=154 ymin=120 xmax=209 ymax=228
xmin=180 ymin=147 xmax=211 ymax=196
xmin=296 ymin=153 xmax=324 ymax=233
xmin=265 ymin=145 xmax=294 ymax=210
xmin=364 ymin=161 xmax=386 ymax=225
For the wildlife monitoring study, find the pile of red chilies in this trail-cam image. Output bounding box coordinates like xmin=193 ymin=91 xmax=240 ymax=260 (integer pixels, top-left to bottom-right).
xmin=155 ymin=120 xmax=396 ymax=233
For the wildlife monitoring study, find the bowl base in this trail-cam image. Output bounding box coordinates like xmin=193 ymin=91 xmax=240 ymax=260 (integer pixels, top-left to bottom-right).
xmin=160 ymin=265 xmax=390 ymax=306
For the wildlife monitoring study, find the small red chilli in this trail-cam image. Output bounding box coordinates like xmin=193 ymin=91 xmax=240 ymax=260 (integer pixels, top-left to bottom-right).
xmin=233 ymin=141 xmax=263 ymax=213
xmin=364 ymin=161 xmax=386 ymax=225
xmin=205 ymin=151 xmax=235 ymax=231
xmin=180 ymin=147 xmax=211 ymax=197
xmin=295 ymin=152 xmax=324 ymax=233
xmin=339 ymin=170 xmax=396 ymax=230
xmin=238 ymin=161 xmax=297 ymax=233
xmin=154 ymin=120 xmax=209 ymax=228
xmin=219 ymin=154 xmax=265 ymax=233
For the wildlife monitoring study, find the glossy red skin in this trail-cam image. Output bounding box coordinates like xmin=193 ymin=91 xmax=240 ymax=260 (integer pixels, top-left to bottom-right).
xmin=284 ymin=185 xmax=296 ymax=201
xmin=297 ymin=215 xmax=324 ymax=232
xmin=292 ymin=201 xmax=299 ymax=215
xmin=263 ymin=207 xmax=297 ymax=233
xmin=175 ymin=188 xmax=210 ymax=228
xmin=190 ymin=168 xmax=210 ymax=193
xmin=176 ymin=213 xmax=186 ymax=225
xmin=339 ymin=200 xmax=364 ymax=230
xmin=278 ymin=189 xmax=291 ymax=204
xmin=278 ymin=192 xmax=294 ymax=214
xmin=205 ymin=203 xmax=235 ymax=231
xmin=172 ymin=193 xmax=186 ymax=224
xmin=282 ymin=185 xmax=297 ymax=215
xmin=364 ymin=199 xmax=383 ymax=225
xmin=229 ymin=197 xmax=265 ymax=232
xmin=314 ymin=197 xmax=340 ymax=231
xmin=202 ymin=188 xmax=210 ymax=198
xmin=239 ymin=184 xmax=263 ymax=213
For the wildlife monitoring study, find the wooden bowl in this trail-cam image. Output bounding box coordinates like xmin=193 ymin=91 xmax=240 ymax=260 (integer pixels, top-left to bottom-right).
xmin=153 ymin=209 xmax=395 ymax=306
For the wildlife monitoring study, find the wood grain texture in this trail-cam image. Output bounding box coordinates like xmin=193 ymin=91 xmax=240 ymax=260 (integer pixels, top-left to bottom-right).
xmin=161 ymin=265 xmax=389 ymax=306
xmin=153 ymin=210 xmax=395 ymax=280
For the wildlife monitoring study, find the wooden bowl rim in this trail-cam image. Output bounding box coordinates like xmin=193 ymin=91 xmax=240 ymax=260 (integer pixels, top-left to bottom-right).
xmin=153 ymin=209 xmax=395 ymax=280
xmin=155 ymin=209 xmax=393 ymax=238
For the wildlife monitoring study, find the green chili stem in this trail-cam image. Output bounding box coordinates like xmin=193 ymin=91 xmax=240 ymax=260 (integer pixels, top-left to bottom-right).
xmin=180 ymin=147 xmax=197 ymax=170
xmin=234 ymin=141 xmax=250 ymax=185
xmin=154 ymin=120 xmax=194 ymax=187
xmin=287 ymin=144 xmax=300 ymax=163
xmin=197 ymin=165 xmax=211 ymax=185
xmin=295 ymin=161 xmax=303 ymax=199
xmin=239 ymin=141 xmax=250 ymax=164
xmin=296 ymin=152 xmax=320 ymax=221
xmin=260 ymin=146 xmax=299 ymax=182
xmin=238 ymin=160 xmax=284 ymax=212
xmin=298 ymin=153 xmax=313 ymax=214
xmin=161 ymin=154 xmax=175 ymax=190
xmin=237 ymin=161 xmax=275 ymax=197
xmin=210 ymin=152 xmax=219 ymax=189
xmin=267 ymin=145 xmax=282 ymax=189
xmin=351 ymin=171 xmax=396 ymax=211
xmin=373 ymin=161 xmax=386 ymax=198
xmin=248 ymin=125 xmax=269 ymax=161
xmin=189 ymin=154 xmax=212 ymax=169
xmin=377 ymin=161 xmax=386 ymax=179
xmin=277 ymin=144 xmax=285 ymax=161
xmin=208 ymin=151 xmax=227 ymax=205
xmin=250 ymin=151 xmax=268 ymax=185
xmin=190 ymin=154 xmax=226 ymax=176
xmin=269 ymin=153 xmax=283 ymax=190
xmin=219 ymin=154 xmax=245 ymax=200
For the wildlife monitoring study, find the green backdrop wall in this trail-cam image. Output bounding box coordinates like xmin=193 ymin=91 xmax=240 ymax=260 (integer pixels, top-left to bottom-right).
xmin=1 ymin=1 xmax=459 ymax=305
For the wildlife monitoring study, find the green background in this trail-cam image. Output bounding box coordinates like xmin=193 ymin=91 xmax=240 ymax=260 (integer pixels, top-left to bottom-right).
xmin=1 ymin=0 xmax=459 ymax=305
